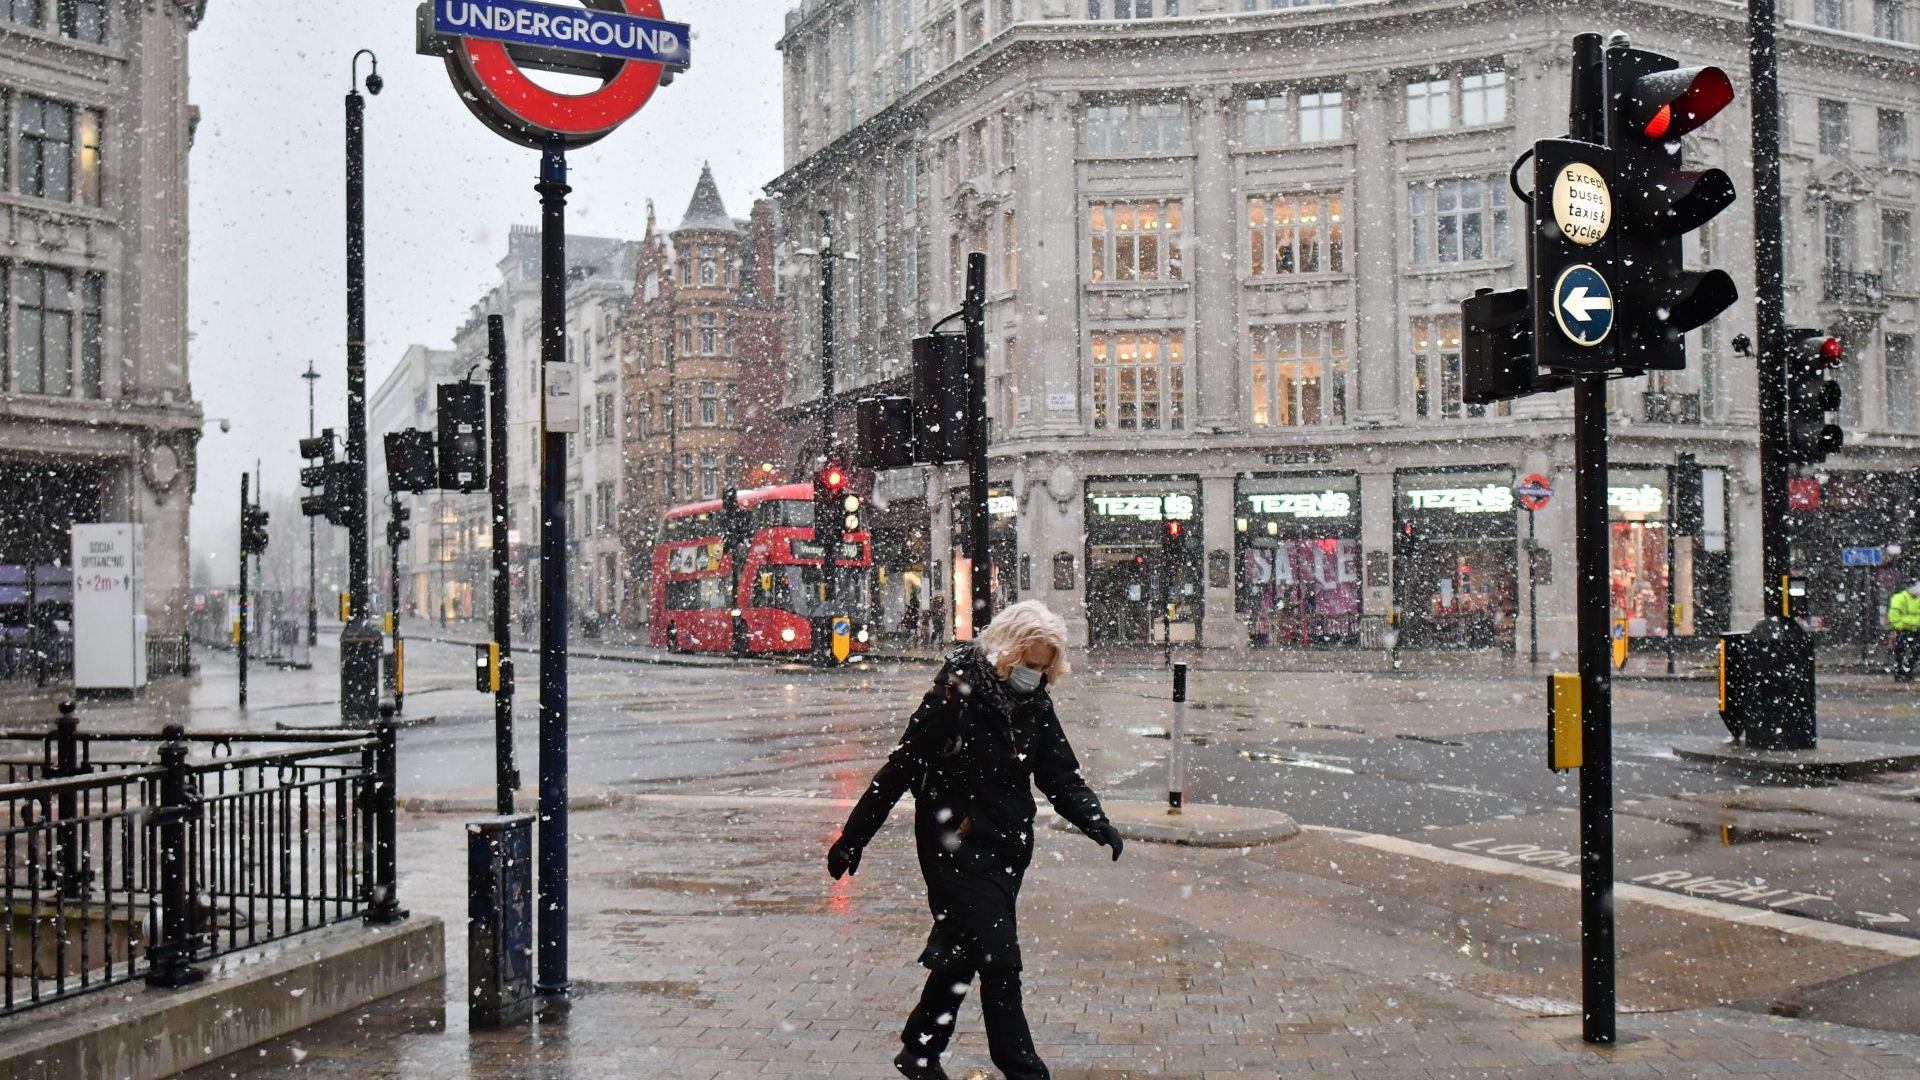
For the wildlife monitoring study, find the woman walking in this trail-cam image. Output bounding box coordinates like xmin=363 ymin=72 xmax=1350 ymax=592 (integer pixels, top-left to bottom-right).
xmin=827 ymin=600 xmax=1124 ymax=1080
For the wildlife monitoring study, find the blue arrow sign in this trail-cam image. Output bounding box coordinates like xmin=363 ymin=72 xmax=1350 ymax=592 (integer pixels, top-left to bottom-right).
xmin=434 ymin=0 xmax=691 ymax=67
xmin=1552 ymin=264 xmax=1614 ymax=347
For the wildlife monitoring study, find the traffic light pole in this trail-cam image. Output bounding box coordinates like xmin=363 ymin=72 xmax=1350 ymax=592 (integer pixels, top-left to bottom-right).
xmin=388 ymin=490 xmax=405 ymax=715
xmin=535 ymin=135 xmax=571 ymax=999
xmin=488 ymin=314 xmax=518 ymax=816
xmin=1570 ymin=31 xmax=1616 ymax=1045
xmin=339 ymin=79 xmax=382 ymax=725
xmin=1750 ymin=0 xmax=1792 ymax=619
xmin=303 ymin=362 xmax=321 ymax=648
xmin=239 ymin=472 xmax=251 ymax=710
xmin=816 ymin=209 xmax=838 ymax=664
xmin=962 ymin=252 xmax=991 ymax=638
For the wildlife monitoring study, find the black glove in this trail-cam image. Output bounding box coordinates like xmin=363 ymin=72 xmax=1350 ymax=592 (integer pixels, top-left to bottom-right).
xmin=827 ymin=839 xmax=862 ymax=879
xmin=1090 ymin=821 xmax=1124 ymax=862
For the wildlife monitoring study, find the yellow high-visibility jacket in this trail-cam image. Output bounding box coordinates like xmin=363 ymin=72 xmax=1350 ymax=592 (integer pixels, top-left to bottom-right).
xmin=1890 ymin=590 xmax=1920 ymax=632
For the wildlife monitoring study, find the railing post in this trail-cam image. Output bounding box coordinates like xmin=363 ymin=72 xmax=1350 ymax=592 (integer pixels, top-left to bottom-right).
xmin=364 ymin=704 xmax=407 ymax=925
xmin=52 ymin=699 xmax=88 ymax=901
xmin=146 ymin=723 xmax=204 ymax=988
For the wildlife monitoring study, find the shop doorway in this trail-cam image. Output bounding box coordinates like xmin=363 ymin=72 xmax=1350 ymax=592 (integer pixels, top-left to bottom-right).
xmin=1397 ymin=531 xmax=1514 ymax=648
xmin=1087 ymin=545 xmax=1154 ymax=643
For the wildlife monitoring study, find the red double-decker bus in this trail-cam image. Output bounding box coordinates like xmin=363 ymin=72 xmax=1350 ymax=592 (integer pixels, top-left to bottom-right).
xmin=648 ymin=482 xmax=872 ymax=656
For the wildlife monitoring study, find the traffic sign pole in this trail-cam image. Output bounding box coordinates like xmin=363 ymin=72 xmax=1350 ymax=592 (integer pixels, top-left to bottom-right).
xmin=1570 ymin=31 xmax=1615 ymax=1046
xmin=536 ymin=136 xmax=571 ymax=1000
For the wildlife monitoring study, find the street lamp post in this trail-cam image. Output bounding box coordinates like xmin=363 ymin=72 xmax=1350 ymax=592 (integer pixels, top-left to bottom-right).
xmin=302 ymin=361 xmax=321 ymax=648
xmin=340 ymin=49 xmax=385 ymax=724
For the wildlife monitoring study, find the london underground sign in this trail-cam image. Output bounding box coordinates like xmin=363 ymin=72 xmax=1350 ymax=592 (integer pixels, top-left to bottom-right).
xmin=418 ymin=0 xmax=690 ymax=148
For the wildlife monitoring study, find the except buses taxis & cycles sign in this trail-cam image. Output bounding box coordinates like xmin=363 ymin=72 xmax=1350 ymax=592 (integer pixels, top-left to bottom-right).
xmin=418 ymin=0 xmax=690 ymax=148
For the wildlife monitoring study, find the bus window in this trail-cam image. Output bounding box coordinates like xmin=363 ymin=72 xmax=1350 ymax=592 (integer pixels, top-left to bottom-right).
xmin=665 ymin=577 xmax=729 ymax=611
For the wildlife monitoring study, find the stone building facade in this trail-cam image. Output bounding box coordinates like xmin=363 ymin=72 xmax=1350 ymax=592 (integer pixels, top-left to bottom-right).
xmin=771 ymin=0 xmax=1919 ymax=655
xmin=0 ymin=0 xmax=208 ymax=657
xmin=618 ymin=166 xmax=790 ymax=628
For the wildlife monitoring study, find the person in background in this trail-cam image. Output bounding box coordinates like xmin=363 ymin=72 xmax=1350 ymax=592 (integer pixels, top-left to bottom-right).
xmin=826 ymin=600 xmax=1123 ymax=1080
xmin=1888 ymin=579 xmax=1920 ymax=682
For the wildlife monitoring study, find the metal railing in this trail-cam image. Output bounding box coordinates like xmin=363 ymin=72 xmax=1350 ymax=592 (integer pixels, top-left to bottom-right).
xmin=1821 ymin=267 xmax=1885 ymax=306
xmin=0 ymin=702 xmax=405 ymax=1013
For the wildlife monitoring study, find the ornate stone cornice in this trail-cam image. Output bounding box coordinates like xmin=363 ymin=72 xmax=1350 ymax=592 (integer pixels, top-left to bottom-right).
xmin=152 ymin=0 xmax=209 ymax=29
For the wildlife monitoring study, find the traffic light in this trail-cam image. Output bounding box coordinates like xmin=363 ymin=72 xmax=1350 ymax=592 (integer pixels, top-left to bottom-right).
xmin=814 ymin=462 xmax=849 ymax=571
xmin=387 ymin=503 xmax=411 ymax=547
xmin=384 ymin=430 xmax=438 ymax=494
xmin=1463 ymin=287 xmax=1570 ymax=403
xmin=1784 ymin=330 xmax=1845 ymax=463
xmin=300 ymin=430 xmax=338 ymax=519
xmin=1671 ymin=452 xmax=1704 ymax=535
xmin=436 ymin=382 xmax=488 ymax=492
xmin=1607 ymin=47 xmax=1738 ymax=371
xmin=842 ymin=492 xmax=863 ymax=535
xmin=912 ymin=332 xmax=972 ymax=464
xmin=853 ymin=395 xmax=917 ymax=469
xmin=241 ymin=503 xmax=270 ymax=555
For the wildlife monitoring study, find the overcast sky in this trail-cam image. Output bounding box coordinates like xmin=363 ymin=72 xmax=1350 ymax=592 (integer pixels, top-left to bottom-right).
xmin=186 ymin=1 xmax=789 ymax=576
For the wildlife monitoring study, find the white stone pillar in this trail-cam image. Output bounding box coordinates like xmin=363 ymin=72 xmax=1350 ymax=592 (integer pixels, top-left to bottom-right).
xmin=1348 ymin=71 xmax=1399 ymax=424
xmin=1190 ymin=86 xmax=1238 ymax=429
xmin=1199 ymin=472 xmax=1237 ymax=647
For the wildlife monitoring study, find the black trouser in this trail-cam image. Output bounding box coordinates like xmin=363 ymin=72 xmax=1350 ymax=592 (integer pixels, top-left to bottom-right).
xmin=901 ymin=965 xmax=1049 ymax=1079
xmin=1896 ymin=631 xmax=1919 ymax=681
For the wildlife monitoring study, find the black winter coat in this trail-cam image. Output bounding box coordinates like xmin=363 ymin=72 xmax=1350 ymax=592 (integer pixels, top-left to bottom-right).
xmin=839 ymin=644 xmax=1110 ymax=971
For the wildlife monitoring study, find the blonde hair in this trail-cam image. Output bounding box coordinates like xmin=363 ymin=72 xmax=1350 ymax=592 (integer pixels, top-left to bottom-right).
xmin=976 ymin=599 xmax=1071 ymax=680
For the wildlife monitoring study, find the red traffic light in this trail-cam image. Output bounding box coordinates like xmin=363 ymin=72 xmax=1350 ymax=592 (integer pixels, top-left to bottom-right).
xmin=1819 ymin=336 xmax=1844 ymax=365
xmin=818 ymin=465 xmax=848 ymax=493
xmin=1630 ymin=66 xmax=1733 ymax=140
xmin=1165 ymin=521 xmax=1183 ymax=538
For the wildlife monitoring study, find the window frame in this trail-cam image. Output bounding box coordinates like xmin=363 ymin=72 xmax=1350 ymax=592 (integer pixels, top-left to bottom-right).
xmin=1086 ymin=197 xmax=1186 ymax=285
xmin=1407 ymin=175 xmax=1510 ymax=267
xmin=1089 ymin=326 xmax=1186 ymax=432
xmin=1247 ymin=321 xmax=1349 ymax=429
xmin=1247 ymin=190 xmax=1346 ymax=278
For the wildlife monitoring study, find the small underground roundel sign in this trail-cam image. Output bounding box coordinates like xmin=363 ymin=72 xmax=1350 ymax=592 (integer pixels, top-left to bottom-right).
xmin=1551 ymin=161 xmax=1612 ymax=246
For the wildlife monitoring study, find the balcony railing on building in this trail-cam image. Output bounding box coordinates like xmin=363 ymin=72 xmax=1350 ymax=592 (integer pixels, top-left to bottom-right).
xmin=0 ymin=702 xmax=404 ymax=1015
xmin=1642 ymin=391 xmax=1702 ymax=426
xmin=1821 ymin=267 xmax=1885 ymax=307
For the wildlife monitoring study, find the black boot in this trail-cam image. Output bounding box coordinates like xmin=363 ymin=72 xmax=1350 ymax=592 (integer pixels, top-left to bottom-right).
xmin=893 ymin=1047 xmax=950 ymax=1080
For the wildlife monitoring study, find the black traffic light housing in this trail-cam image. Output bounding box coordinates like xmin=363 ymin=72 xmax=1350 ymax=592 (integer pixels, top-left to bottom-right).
xmin=300 ymin=429 xmax=339 ymax=520
xmin=1607 ymin=48 xmax=1738 ymax=371
xmin=1670 ymin=453 xmax=1704 ymax=535
xmin=911 ymin=332 xmax=972 ymax=465
xmin=241 ymin=503 xmax=270 ymax=556
xmin=1463 ymin=286 xmax=1571 ymax=403
xmin=386 ymin=502 xmax=411 ymax=547
xmin=854 ymin=395 xmax=917 ymax=470
xmin=814 ymin=463 xmax=850 ymax=573
xmin=384 ymin=430 xmax=438 ymax=494
xmin=1784 ymin=330 xmax=1845 ymax=464
xmin=437 ymin=382 xmax=488 ymax=492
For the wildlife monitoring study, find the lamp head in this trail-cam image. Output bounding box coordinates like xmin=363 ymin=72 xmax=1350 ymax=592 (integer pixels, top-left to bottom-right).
xmin=364 ymin=71 xmax=384 ymax=96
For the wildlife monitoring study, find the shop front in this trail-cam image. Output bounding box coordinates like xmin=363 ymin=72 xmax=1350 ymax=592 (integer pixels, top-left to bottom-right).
xmin=1084 ymin=478 xmax=1202 ymax=646
xmin=948 ymin=483 xmax=1018 ymax=640
xmin=1235 ymin=474 xmax=1361 ymax=648
xmin=1607 ymin=465 xmax=1732 ymax=646
xmin=1789 ymin=471 xmax=1914 ymax=646
xmin=1394 ymin=470 xmax=1517 ymax=650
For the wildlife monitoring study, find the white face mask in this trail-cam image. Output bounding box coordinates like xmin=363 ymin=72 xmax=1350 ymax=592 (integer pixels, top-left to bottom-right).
xmin=1005 ymin=665 xmax=1045 ymax=696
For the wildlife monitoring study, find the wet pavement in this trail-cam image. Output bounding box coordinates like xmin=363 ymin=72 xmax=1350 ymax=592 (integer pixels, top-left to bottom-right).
xmin=9 ymin=638 xmax=1920 ymax=1076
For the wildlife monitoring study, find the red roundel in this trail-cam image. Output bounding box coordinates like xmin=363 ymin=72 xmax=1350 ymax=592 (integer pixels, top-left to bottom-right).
xmin=454 ymin=0 xmax=667 ymax=149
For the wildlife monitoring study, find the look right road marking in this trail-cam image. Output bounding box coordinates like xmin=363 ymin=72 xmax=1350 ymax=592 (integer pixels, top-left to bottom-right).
xmin=1345 ymin=832 xmax=1920 ymax=959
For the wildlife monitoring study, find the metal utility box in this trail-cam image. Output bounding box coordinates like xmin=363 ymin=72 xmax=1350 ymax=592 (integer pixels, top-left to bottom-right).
xmin=1718 ymin=616 xmax=1816 ymax=750
xmin=468 ymin=814 xmax=535 ymax=1027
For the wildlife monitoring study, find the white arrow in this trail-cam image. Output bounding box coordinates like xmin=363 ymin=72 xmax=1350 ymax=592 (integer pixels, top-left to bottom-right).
xmin=1561 ymin=286 xmax=1613 ymax=323
xmin=1856 ymin=910 xmax=1911 ymax=926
